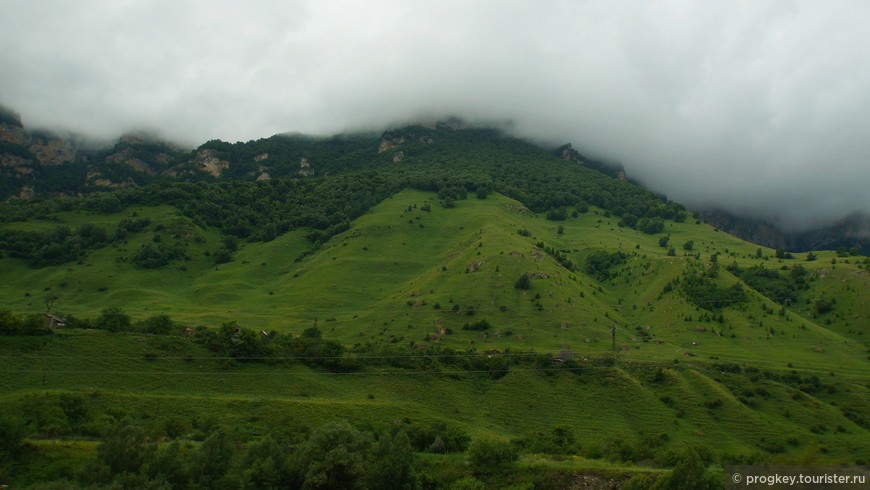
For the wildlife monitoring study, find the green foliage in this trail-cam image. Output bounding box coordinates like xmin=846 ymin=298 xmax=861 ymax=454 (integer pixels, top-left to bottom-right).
xmin=546 ymin=207 xmax=567 ymax=221
xmin=680 ymin=272 xmax=745 ymax=310
xmin=584 ymin=250 xmax=627 ymax=281
xmin=516 ymin=426 xmax=578 ymax=455
xmin=94 ymin=307 xmax=131 ymax=332
xmin=637 ymin=217 xmax=665 ymax=234
xmin=368 ymin=430 xmax=419 ymax=490
xmin=291 ymin=421 xmax=372 ymax=489
xmin=467 ymin=437 xmax=518 ymax=470
xmin=0 ymin=415 xmax=26 ymax=462
xmin=737 ymin=266 xmax=798 ymax=304
xmin=683 ymin=240 xmax=694 ymax=251
xmin=538 ymin=242 xmax=576 ymax=271
xmin=657 ymin=446 xmax=722 ymax=490
xmin=132 ymin=242 xmax=186 ymax=268
xmin=97 ymin=420 xmax=150 ymax=474
xmin=515 ymin=272 xmax=531 ymax=290
xmin=814 ymin=298 xmax=835 ymax=315
xmin=138 ymin=314 xmax=174 ymax=335
xmin=0 ymin=309 xmax=49 ymax=335
xmin=462 ymin=319 xmax=491 ymax=331
xmin=192 ymin=428 xmax=239 ymax=488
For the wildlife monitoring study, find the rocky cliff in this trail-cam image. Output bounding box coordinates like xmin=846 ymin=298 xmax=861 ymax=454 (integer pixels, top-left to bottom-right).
xmin=699 ymin=209 xmax=869 ymax=254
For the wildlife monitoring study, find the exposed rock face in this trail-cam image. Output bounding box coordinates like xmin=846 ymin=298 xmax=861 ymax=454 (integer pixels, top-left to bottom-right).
xmin=557 ymin=142 xmax=626 ymax=180
xmin=0 ymin=121 xmax=26 ymax=145
xmin=392 ymin=151 xmax=404 ymax=163
xmin=106 ymin=148 xmax=153 ymax=174
xmin=254 ymin=153 xmax=269 ymax=161
xmin=0 ymin=154 xmax=34 ymax=174
xmin=194 ymin=149 xmax=230 ymax=177
xmin=86 ymin=169 xmax=132 ymax=188
xmin=28 ymin=135 xmax=76 ymax=165
xmin=378 ymin=135 xmax=405 ymax=154
xmin=0 ymin=107 xmax=26 ymax=145
xmin=298 ymin=157 xmax=314 ymax=176
xmin=17 ymin=185 xmax=35 ymax=200
xmin=699 ymin=209 xmax=870 ymax=253
xmin=698 ymin=209 xmax=787 ymax=249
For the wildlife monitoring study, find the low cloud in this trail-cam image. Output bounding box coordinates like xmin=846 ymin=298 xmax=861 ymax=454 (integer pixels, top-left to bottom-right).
xmin=1 ymin=0 xmax=868 ymax=231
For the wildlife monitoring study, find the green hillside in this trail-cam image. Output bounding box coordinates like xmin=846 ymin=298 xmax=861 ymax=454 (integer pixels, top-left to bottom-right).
xmin=1 ymin=127 xmax=868 ymax=488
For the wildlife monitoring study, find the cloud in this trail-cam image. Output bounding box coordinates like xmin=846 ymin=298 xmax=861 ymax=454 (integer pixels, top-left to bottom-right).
xmin=1 ymin=0 xmax=868 ymax=230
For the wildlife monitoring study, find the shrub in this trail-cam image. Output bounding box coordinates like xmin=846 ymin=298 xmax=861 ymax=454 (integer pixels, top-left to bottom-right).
xmin=467 ymin=437 xmax=518 ymax=469
xmin=515 ymin=273 xmax=531 ymax=289
xmin=94 ymin=307 xmax=131 ymax=332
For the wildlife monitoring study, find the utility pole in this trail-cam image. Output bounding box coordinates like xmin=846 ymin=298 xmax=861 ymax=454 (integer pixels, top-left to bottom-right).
xmin=610 ymin=326 xmax=616 ymax=353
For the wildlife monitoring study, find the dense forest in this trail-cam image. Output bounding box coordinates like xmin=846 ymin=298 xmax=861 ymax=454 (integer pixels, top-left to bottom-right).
xmin=1 ymin=126 xmax=686 ymax=268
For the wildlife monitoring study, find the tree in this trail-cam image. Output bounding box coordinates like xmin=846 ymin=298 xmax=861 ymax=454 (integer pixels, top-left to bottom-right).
xmin=241 ymin=436 xmax=292 ymax=489
xmin=515 ymin=273 xmax=531 ymax=290
xmin=659 ymin=235 xmax=670 ymax=248
xmin=213 ymin=247 xmax=233 ymax=264
xmin=659 ymin=446 xmax=720 ymax=490
xmin=143 ymin=440 xmax=190 ymax=489
xmin=97 ymin=421 xmax=151 ymax=474
xmin=140 ymin=314 xmax=174 ymax=335
xmin=683 ymin=241 xmax=694 ymax=251
xmin=467 ymin=437 xmax=518 ymax=470
xmin=291 ymin=421 xmax=372 ymax=490
xmin=95 ymin=307 xmax=131 ymax=332
xmin=637 ymin=217 xmax=664 ymax=234
xmin=0 ymin=416 xmax=26 ymax=462
xmin=546 ymin=207 xmax=567 ymax=221
xmin=367 ymin=431 xmax=419 ymax=489
xmin=775 ymin=248 xmax=793 ymax=259
xmin=192 ymin=428 xmax=238 ymax=488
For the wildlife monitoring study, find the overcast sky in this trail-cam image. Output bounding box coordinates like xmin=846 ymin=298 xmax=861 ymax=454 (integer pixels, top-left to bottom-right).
xmin=1 ymin=0 xmax=868 ymax=231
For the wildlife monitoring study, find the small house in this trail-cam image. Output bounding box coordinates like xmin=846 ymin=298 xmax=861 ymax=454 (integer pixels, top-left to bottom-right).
xmin=43 ymin=313 xmax=66 ymax=329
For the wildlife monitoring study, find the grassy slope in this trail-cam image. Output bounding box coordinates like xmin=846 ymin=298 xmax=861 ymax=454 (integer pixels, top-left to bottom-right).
xmin=1 ymin=189 xmax=868 ymax=466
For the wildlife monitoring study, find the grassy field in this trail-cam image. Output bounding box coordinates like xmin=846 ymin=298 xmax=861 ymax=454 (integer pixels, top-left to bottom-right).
xmin=1 ymin=329 xmax=868 ymax=462
xmin=2 ymin=189 xmax=865 ymax=368
xmin=1 ymin=189 xmax=868 ymax=486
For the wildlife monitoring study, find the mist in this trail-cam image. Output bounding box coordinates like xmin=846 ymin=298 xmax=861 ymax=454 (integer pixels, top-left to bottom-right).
xmin=1 ymin=0 xmax=868 ymax=231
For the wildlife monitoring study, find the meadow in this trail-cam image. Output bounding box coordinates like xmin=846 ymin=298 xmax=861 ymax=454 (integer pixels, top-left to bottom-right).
xmin=1 ymin=189 xmax=868 ymax=487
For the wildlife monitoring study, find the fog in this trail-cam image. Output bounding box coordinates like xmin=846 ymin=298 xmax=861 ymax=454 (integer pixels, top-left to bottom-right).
xmin=1 ymin=0 xmax=868 ymax=231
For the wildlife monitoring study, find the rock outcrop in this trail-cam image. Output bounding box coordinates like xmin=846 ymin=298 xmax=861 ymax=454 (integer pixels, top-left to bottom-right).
xmin=298 ymin=157 xmax=314 ymax=176
xmin=28 ymin=134 xmax=77 ymax=165
xmin=194 ymin=149 xmax=230 ymax=177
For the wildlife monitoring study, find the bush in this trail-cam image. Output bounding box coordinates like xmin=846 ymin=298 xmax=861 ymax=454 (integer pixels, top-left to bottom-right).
xmin=467 ymin=437 xmax=518 ymax=470
xmin=462 ymin=319 xmax=491 ymax=331
xmin=515 ymin=273 xmax=531 ymax=290
xmin=139 ymin=314 xmax=174 ymax=335
xmin=637 ymin=217 xmax=664 ymax=234
xmin=94 ymin=307 xmax=131 ymax=332
xmin=584 ymin=250 xmax=627 ymax=281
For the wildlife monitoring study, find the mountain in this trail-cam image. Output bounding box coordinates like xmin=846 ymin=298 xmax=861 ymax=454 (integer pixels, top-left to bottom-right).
xmin=699 ymin=208 xmax=870 ymax=254
xmin=1 ymin=107 xmax=869 ymax=487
